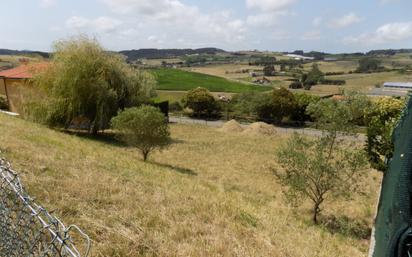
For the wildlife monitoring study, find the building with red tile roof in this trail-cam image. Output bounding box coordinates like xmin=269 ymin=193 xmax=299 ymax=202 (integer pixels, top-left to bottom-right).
xmin=0 ymin=63 xmax=49 ymax=113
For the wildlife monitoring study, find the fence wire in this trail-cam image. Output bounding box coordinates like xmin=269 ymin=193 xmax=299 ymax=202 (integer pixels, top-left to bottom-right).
xmin=0 ymin=157 xmax=91 ymax=257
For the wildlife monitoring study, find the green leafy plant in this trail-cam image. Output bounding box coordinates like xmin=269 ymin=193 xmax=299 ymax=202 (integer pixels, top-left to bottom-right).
xmin=111 ymin=105 xmax=171 ymax=162
xmin=25 ymin=36 xmax=155 ymax=134
xmin=182 ymin=87 xmax=221 ymax=118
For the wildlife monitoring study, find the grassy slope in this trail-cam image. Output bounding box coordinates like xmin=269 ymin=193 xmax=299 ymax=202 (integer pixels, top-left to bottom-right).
xmin=0 ymin=114 xmax=380 ymax=257
xmin=152 ymin=68 xmax=271 ymax=93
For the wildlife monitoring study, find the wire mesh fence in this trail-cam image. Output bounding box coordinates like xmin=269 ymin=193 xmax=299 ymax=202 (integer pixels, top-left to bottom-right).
xmin=0 ymin=156 xmax=91 ymax=257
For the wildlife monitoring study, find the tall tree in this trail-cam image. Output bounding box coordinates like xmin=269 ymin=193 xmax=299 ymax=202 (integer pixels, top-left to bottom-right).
xmin=25 ymin=36 xmax=155 ymax=134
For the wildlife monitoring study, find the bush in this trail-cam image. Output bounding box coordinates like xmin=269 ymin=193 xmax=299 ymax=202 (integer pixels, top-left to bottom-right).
xmin=290 ymin=93 xmax=320 ymax=124
xmin=289 ymin=81 xmax=303 ymax=89
xmin=0 ymin=96 xmax=8 ymax=110
xmin=111 ymin=105 xmax=171 ymax=161
xmin=319 ymin=79 xmax=346 ymax=85
xmin=356 ymin=58 xmax=383 ymax=73
xmin=365 ymin=97 xmax=405 ymax=171
xmin=182 ymin=87 xmax=221 ymax=118
xmin=169 ymin=101 xmax=183 ymax=113
xmin=255 ymin=88 xmax=296 ymax=124
xmin=263 ymin=65 xmax=276 ymax=76
xmin=325 ymin=71 xmax=345 ymax=76
xmin=230 ymin=92 xmax=263 ymax=118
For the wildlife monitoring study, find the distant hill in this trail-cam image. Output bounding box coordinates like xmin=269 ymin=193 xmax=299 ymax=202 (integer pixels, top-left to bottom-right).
xmin=0 ymin=49 xmax=49 ymax=58
xmin=366 ymin=49 xmax=412 ymax=56
xmin=119 ymin=48 xmax=226 ymax=61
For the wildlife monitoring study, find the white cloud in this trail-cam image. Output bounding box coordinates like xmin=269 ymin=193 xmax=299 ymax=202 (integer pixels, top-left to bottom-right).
xmin=93 ymin=17 xmax=122 ymax=32
xmin=380 ymin=0 xmax=400 ymax=4
xmin=330 ymin=12 xmax=362 ymax=29
xmin=301 ymin=30 xmax=321 ymax=40
xmin=246 ymin=10 xmax=291 ymax=27
xmin=245 ymin=0 xmax=296 ymax=11
xmin=40 ymin=0 xmax=55 ymax=8
xmin=100 ymin=0 xmax=248 ymax=48
xmin=66 ymin=16 xmax=122 ymax=33
xmin=312 ymin=17 xmax=322 ymax=27
xmin=66 ymin=16 xmax=90 ymax=30
xmin=345 ymin=21 xmax=412 ymax=45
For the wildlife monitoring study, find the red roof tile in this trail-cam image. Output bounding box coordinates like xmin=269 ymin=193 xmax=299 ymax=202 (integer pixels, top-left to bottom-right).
xmin=0 ymin=63 xmax=49 ymax=79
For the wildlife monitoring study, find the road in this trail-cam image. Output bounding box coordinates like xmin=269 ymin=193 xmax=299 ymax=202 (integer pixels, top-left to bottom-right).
xmin=169 ymin=115 xmax=366 ymax=141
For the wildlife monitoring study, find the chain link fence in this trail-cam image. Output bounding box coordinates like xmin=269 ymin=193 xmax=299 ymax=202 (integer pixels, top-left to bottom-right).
xmin=0 ymin=156 xmax=91 ymax=257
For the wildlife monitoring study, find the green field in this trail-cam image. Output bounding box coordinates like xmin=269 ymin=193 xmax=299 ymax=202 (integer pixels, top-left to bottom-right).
xmin=152 ymin=68 xmax=272 ymax=93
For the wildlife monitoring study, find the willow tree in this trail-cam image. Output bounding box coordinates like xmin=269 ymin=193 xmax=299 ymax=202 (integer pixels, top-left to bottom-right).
xmin=25 ymin=36 xmax=156 ymax=134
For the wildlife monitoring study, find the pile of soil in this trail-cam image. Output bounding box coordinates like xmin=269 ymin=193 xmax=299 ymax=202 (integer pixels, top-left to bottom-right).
xmin=219 ymin=119 xmax=244 ymax=133
xmin=242 ymin=122 xmax=277 ymax=136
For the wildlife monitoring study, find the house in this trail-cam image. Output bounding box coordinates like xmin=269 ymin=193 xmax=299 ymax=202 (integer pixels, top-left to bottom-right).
xmin=253 ymin=77 xmax=271 ymax=85
xmin=368 ymin=82 xmax=412 ymax=97
xmin=0 ymin=63 xmax=49 ymax=113
xmin=285 ymin=54 xmax=315 ymax=61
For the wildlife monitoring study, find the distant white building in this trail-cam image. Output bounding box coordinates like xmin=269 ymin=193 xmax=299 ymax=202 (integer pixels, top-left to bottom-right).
xmin=383 ymin=82 xmax=412 ymax=90
xmin=285 ymin=54 xmax=315 ymax=61
xmin=369 ymin=82 xmax=412 ymax=97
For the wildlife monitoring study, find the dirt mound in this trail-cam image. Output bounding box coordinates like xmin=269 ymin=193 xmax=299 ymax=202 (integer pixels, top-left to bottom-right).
xmin=242 ymin=122 xmax=277 ymax=136
xmin=219 ymin=119 xmax=244 ymax=133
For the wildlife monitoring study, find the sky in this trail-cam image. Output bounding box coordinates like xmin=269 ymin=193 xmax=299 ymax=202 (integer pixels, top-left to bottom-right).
xmin=1 ymin=0 xmax=412 ymax=53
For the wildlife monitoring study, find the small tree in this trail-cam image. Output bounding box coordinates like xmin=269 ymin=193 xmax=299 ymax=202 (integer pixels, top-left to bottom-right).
xmin=275 ymin=98 xmax=368 ymax=223
xmin=356 ymin=58 xmax=382 ymax=73
xmin=302 ymin=64 xmax=324 ymax=90
xmin=275 ymin=133 xmax=367 ymax=224
xmin=111 ymin=105 xmax=171 ymax=162
xmin=182 ymin=87 xmax=221 ymax=118
xmin=263 ymin=65 xmax=276 ymax=76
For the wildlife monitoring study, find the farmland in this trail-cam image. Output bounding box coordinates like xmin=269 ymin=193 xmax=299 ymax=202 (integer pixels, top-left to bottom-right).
xmin=0 ymin=113 xmax=381 ymax=257
xmin=152 ymin=68 xmax=272 ymax=93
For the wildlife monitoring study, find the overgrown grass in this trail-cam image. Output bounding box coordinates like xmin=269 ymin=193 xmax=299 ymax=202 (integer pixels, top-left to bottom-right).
xmin=152 ymin=68 xmax=272 ymax=93
xmin=0 ymin=113 xmax=381 ymax=257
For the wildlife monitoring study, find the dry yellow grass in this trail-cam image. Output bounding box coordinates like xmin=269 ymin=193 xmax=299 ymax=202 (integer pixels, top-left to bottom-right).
xmin=0 ymin=113 xmax=381 ymax=257
xmin=183 ymin=64 xmax=261 ymax=80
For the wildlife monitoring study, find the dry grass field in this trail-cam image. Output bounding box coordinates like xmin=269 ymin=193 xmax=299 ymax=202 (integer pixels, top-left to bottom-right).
xmin=0 ymin=113 xmax=381 ymax=257
xmin=329 ymin=71 xmax=412 ymax=92
xmin=183 ymin=64 xmax=262 ymax=80
xmin=155 ymin=90 xmax=235 ymax=103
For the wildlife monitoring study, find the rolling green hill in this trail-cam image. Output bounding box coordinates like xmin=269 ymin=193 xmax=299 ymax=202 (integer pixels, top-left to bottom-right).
xmin=152 ymin=68 xmax=272 ymax=93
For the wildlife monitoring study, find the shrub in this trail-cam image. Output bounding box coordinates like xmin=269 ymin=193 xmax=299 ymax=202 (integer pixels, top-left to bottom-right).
xmin=290 ymin=93 xmax=320 ymax=124
xmin=364 ymin=97 xmax=405 ymax=171
xmin=230 ymin=92 xmax=263 ymax=118
xmin=169 ymin=101 xmax=183 ymax=113
xmin=263 ymin=65 xmax=276 ymax=76
xmin=0 ymin=96 xmax=8 ymax=110
xmin=356 ymin=58 xmax=383 ymax=73
xmin=289 ymin=81 xmax=303 ymax=89
xmin=319 ymin=79 xmax=346 ymax=85
xmin=255 ymin=88 xmax=296 ymax=124
xmin=325 ymin=71 xmax=345 ymax=76
xmin=182 ymin=87 xmax=221 ymax=118
xmin=111 ymin=105 xmax=171 ymax=162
